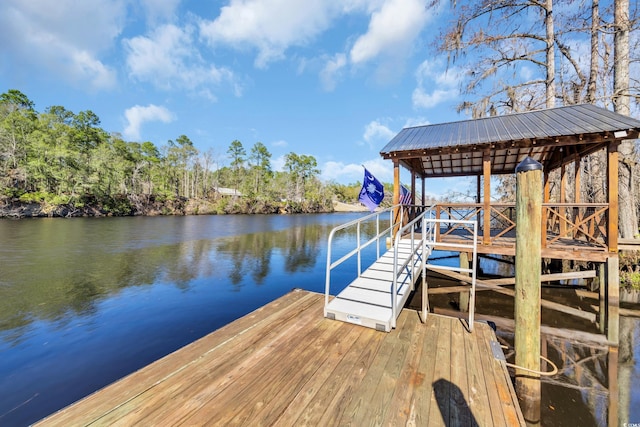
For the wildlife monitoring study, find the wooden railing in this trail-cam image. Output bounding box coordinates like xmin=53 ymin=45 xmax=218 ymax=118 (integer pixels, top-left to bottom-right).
xmin=430 ymin=203 xmax=609 ymax=251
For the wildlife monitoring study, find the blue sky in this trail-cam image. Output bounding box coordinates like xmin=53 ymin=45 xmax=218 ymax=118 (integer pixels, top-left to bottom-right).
xmin=0 ymin=0 xmax=473 ymax=197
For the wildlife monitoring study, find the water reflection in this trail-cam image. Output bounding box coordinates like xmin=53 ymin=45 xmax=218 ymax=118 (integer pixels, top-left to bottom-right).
xmin=0 ymin=216 xmax=637 ymax=427
xmin=0 ymin=214 xmax=371 ymax=426
xmin=0 ymin=215 xmax=363 ymax=340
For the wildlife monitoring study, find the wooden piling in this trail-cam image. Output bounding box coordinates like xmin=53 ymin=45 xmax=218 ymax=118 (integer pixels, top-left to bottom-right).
xmin=606 ymin=256 xmax=620 ymax=343
xmin=599 ymin=262 xmax=606 ymax=334
xmin=514 ymin=157 xmax=542 ymax=424
xmin=459 ymin=251 xmax=470 ymax=312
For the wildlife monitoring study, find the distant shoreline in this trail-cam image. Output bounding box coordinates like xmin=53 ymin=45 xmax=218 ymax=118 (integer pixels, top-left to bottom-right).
xmin=332 ymin=201 xmax=369 ymax=212
xmin=0 ymin=198 xmax=370 ymax=218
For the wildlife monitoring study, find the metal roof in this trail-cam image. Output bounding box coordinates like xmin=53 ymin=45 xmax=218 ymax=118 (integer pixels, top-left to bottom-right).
xmin=380 ymin=104 xmax=640 ymax=178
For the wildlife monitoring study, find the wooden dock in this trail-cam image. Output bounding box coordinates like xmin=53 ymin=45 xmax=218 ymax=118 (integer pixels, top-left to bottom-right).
xmin=36 ymin=290 xmax=524 ymax=426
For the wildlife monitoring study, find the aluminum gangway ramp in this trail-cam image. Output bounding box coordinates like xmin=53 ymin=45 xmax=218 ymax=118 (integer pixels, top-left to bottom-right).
xmin=324 ymin=206 xmax=434 ymax=332
xmin=325 ymin=240 xmax=429 ymax=331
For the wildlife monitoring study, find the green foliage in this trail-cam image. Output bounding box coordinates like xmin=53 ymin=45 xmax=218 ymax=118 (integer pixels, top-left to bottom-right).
xmin=0 ymin=89 xmax=338 ymax=216
xmin=18 ymin=191 xmax=50 ymax=203
xmin=620 ymin=252 xmax=640 ymax=290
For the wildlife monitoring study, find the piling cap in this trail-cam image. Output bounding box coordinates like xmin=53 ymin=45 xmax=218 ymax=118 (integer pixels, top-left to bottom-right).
xmin=515 ymin=156 xmax=543 ymax=173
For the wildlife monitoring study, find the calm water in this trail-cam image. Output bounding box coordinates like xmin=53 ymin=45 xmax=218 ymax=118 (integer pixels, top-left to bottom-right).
xmin=0 ymin=215 xmax=638 ymax=426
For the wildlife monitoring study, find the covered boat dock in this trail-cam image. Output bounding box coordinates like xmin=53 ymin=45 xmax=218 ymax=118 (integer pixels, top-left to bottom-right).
xmin=380 ymin=104 xmax=640 ymax=344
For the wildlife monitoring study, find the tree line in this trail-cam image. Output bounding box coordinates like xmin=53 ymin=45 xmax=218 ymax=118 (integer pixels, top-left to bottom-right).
xmin=0 ymin=89 xmax=366 ymax=217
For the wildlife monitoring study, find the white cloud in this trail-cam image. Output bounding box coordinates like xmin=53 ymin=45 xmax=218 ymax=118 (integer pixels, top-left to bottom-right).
xmin=199 ymin=0 xmax=344 ymax=68
xmin=321 ymin=161 xmax=364 ymax=183
xmin=124 ymin=24 xmax=238 ymax=98
xmin=123 ymin=104 xmax=175 ymax=141
xmin=363 ymin=120 xmax=395 ymax=146
xmin=412 ymin=59 xmax=462 ymax=109
xmin=139 ymin=0 xmax=181 ymax=25
xmin=0 ymin=0 xmax=123 ymax=90
xmin=272 ymin=154 xmax=287 ymax=172
xmin=349 ymin=0 xmax=429 ymax=66
xmin=362 ymin=157 xmax=392 ymax=182
xmin=320 ymin=53 xmax=347 ymax=91
xmin=272 ymin=140 xmax=288 ymax=148
xmin=403 ymin=117 xmax=430 ymax=128
xmin=321 ymin=157 xmax=391 ymax=184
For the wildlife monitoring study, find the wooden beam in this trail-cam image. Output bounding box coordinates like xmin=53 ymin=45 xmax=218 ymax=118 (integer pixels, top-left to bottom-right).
xmin=432 ymin=308 xmax=613 ymax=347
xmin=427 ymin=269 xmax=596 ymax=294
xmin=428 ymin=266 xmax=597 ymax=292
xmin=428 ymin=267 xmax=596 ymax=323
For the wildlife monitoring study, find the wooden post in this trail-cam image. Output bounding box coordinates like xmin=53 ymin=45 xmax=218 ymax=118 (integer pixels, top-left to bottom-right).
xmin=560 ymin=163 xmax=567 ymax=237
xmin=575 ymin=158 xmax=582 ymax=239
xmin=608 ymin=142 xmax=619 ymax=253
xmin=459 ymin=251 xmax=470 ymax=312
xmin=393 ymin=160 xmax=400 ymax=238
xmin=607 ymin=255 xmax=620 ymax=344
xmin=599 ymin=262 xmax=606 ymax=334
xmin=607 ymin=142 xmax=619 ymax=344
xmin=477 ymin=175 xmax=482 ymax=231
xmin=411 ymin=171 xmax=416 ymax=205
xmin=574 ymin=158 xmax=581 ymax=204
xmin=514 ymin=157 xmax=542 ymax=423
xmin=483 ymin=151 xmax=491 ymax=246
xmin=542 ymin=171 xmax=550 ymax=249
xmin=608 ymin=346 xmax=619 ymax=427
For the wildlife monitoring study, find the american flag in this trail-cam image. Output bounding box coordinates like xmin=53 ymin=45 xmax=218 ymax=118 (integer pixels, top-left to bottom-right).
xmin=399 ymin=185 xmax=412 ymax=205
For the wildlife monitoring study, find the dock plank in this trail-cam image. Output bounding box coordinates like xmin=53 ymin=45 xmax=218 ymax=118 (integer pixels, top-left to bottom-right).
xmin=35 ymin=290 xmax=524 ymax=427
xmin=410 ymin=314 xmax=440 ymax=426
xmin=96 ymin=292 xmax=323 ymax=426
xmin=270 ymin=323 xmax=378 ymax=426
xmin=338 ymin=307 xmax=411 ymax=423
xmin=35 ymin=289 xmax=317 ymax=427
xmin=382 ymin=310 xmax=427 ymax=425
xmin=429 ymin=315 xmax=452 ymax=427
xmin=463 ymin=320 xmax=493 ymax=426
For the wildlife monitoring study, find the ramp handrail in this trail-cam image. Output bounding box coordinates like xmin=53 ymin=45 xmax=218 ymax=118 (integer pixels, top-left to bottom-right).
xmin=390 ymin=206 xmax=436 ymax=328
xmin=325 ymin=206 xmax=395 ymax=308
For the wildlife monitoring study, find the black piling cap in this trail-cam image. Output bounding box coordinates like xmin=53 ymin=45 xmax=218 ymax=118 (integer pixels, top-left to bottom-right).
xmin=515 ymin=156 xmax=543 ymax=173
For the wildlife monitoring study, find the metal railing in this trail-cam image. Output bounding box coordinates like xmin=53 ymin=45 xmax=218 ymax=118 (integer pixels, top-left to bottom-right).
xmin=325 ymin=205 xmax=436 ymax=324
xmin=325 ymin=205 xmax=479 ymax=332
xmin=389 ymin=206 xmax=436 ymax=328
xmin=324 ymin=206 xmax=396 ymax=308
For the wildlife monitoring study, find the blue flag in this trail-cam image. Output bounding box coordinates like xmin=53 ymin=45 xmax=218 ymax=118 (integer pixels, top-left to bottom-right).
xmin=358 ymin=168 xmax=384 ymax=212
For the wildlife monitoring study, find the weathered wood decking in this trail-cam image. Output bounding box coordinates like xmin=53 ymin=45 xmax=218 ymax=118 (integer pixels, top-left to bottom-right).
xmin=36 ymin=290 xmax=524 ymax=426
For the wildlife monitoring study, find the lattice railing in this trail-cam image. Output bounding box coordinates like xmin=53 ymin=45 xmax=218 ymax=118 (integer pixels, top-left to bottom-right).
xmin=432 ymin=202 xmax=609 ymax=250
